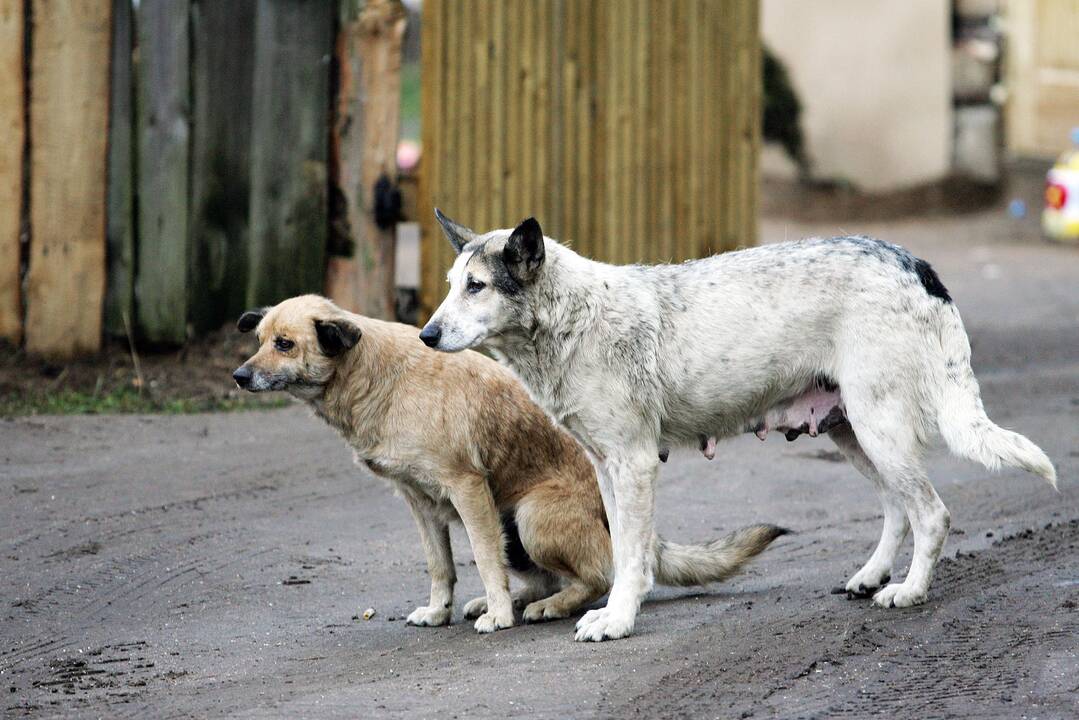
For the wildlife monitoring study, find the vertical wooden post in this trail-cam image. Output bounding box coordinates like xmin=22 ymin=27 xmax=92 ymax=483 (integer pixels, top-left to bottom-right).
xmin=25 ymin=0 xmax=111 ymax=358
xmin=248 ymin=0 xmax=334 ymax=308
xmin=188 ymin=0 xmax=256 ymax=332
xmin=0 ymin=0 xmax=24 ymax=345
xmin=134 ymin=0 xmax=191 ymax=344
xmin=325 ymin=0 xmax=407 ymax=319
xmin=104 ymin=0 xmax=134 ymax=338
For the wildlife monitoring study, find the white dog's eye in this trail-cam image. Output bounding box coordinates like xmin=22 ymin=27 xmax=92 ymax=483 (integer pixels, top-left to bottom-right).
xmin=274 ymin=337 xmax=295 ymax=352
xmin=467 ymin=279 xmax=486 ymax=294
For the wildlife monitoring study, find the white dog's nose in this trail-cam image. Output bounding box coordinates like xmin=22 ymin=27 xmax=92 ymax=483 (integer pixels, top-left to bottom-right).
xmin=419 ymin=324 xmax=442 ymax=348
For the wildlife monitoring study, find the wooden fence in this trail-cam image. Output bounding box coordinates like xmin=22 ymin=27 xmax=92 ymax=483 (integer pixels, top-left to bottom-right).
xmin=1 ymin=0 xmax=760 ymax=357
xmin=418 ymin=0 xmax=761 ymax=318
xmin=1 ymin=0 xmax=403 ymax=358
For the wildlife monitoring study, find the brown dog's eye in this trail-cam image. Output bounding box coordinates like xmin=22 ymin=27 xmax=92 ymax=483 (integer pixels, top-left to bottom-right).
xmin=274 ymin=337 xmax=295 ymax=352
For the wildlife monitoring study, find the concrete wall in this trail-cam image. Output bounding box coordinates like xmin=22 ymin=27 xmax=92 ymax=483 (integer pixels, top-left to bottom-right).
xmin=762 ymin=0 xmax=952 ymax=192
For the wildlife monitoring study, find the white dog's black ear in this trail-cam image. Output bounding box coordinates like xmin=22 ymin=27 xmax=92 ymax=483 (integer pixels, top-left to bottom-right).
xmin=434 ymin=208 xmax=476 ymax=253
xmin=504 ymin=217 xmax=545 ymax=283
xmin=314 ymin=319 xmax=362 ymax=357
xmin=237 ymin=308 xmax=268 ymax=333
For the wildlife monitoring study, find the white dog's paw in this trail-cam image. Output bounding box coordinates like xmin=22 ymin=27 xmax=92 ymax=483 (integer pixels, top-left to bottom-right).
xmin=574 ymin=607 xmax=635 ymax=642
xmin=522 ymin=597 xmax=571 ymax=623
xmin=844 ymin=567 xmax=892 ymax=597
xmin=462 ymin=595 xmax=487 ymax=620
xmin=872 ymin=583 xmax=927 ymax=609
xmin=473 ymin=609 xmax=514 ymax=634
xmin=406 ymin=605 xmax=452 ymax=627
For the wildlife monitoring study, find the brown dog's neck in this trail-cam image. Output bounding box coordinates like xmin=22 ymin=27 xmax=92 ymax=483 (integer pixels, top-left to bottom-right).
xmin=307 ymin=317 xmax=414 ymax=455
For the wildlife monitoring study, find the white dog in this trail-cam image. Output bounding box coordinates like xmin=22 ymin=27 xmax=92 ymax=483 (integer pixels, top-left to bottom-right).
xmin=421 ymin=211 xmax=1057 ymax=642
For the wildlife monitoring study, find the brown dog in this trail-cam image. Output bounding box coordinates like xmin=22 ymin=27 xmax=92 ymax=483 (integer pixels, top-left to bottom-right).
xmin=233 ymin=295 xmax=785 ymax=633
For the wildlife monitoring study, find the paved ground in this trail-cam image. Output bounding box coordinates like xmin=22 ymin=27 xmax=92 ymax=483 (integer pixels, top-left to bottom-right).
xmin=3 ymin=209 xmax=1078 ymax=719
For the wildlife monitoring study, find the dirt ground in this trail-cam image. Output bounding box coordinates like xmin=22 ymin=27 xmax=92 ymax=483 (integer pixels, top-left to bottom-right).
xmin=2 ymin=206 xmax=1078 ymax=718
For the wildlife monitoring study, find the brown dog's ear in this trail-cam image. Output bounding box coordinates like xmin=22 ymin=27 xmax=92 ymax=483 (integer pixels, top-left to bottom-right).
xmin=237 ymin=308 xmax=268 ymax=333
xmin=314 ymin=319 xmax=362 ymax=357
xmin=503 ymin=217 xmax=545 ymax=283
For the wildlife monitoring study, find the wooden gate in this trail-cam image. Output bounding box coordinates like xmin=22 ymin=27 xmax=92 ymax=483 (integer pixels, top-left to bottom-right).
xmin=418 ymin=0 xmax=761 ymax=318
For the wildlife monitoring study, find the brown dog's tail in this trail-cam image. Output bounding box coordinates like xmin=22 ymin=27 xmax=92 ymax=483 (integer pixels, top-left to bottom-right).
xmin=653 ymin=524 xmax=789 ymax=587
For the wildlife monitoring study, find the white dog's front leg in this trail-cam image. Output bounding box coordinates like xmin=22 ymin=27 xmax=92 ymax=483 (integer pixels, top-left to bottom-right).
xmin=576 ymin=449 xmax=657 ymax=642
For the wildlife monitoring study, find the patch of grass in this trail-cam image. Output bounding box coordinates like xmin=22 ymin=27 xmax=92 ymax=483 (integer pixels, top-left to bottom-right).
xmin=400 ymin=61 xmax=420 ymax=141
xmin=0 ymin=386 xmax=290 ymax=417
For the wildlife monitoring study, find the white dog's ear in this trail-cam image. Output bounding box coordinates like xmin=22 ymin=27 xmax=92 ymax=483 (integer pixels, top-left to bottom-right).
xmin=314 ymin=319 xmax=362 ymax=357
xmin=434 ymin=208 xmax=476 ymax=253
xmin=504 ymin=217 xmax=545 ymax=283
xmin=237 ymin=308 xmax=268 ymax=333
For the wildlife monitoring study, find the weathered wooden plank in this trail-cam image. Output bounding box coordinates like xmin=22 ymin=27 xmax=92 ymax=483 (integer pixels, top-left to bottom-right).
xmin=188 ymin=0 xmax=256 ymax=333
xmin=325 ymin=0 xmax=406 ymax=319
xmin=104 ymin=0 xmax=133 ymax=338
xmin=25 ymin=0 xmax=111 ymax=358
xmin=0 ymin=0 xmax=24 ymax=345
xmin=248 ymin=0 xmax=334 ymax=308
xmin=135 ymin=0 xmax=190 ymax=344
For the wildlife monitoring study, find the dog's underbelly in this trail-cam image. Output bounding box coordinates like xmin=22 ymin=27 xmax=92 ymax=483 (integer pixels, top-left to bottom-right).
xmin=747 ymin=385 xmax=846 ymax=441
xmin=661 ymin=384 xmax=847 ymax=461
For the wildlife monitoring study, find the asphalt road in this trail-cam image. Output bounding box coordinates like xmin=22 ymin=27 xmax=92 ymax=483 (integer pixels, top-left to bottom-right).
xmin=3 ymin=211 xmax=1078 ymax=719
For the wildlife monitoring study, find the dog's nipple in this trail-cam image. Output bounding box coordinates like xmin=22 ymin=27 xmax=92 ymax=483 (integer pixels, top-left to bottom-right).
xmin=699 ymin=434 xmax=717 ymax=460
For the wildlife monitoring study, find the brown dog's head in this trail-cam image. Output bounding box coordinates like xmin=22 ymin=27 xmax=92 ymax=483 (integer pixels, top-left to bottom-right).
xmin=232 ymin=295 xmax=361 ymax=399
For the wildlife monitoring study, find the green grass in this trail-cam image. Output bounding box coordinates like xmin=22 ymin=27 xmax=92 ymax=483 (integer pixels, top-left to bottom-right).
xmin=400 ymin=61 xmax=421 ymax=141
xmin=0 ymin=387 xmax=290 ymax=417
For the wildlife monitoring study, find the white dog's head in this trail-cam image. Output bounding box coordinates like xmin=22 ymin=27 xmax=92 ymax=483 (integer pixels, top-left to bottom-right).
xmin=419 ymin=210 xmax=546 ymax=353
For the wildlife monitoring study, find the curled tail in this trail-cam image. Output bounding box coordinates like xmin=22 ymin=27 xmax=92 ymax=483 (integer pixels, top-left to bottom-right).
xmin=935 ymin=305 xmax=1057 ymax=488
xmin=654 ymin=524 xmax=788 ymax=587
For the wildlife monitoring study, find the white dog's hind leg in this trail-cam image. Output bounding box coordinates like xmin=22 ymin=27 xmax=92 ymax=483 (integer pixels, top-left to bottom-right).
xmin=829 ymin=424 xmax=909 ymax=595
xmin=845 ymin=402 xmax=950 ymax=609
xmin=576 ymin=448 xmax=657 ymax=642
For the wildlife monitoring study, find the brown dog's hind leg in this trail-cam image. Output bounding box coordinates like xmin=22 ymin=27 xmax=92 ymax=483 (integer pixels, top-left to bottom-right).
xmin=522 ymin=579 xmax=606 ymax=623
xmin=464 ymin=569 xmax=560 ymax=619
xmin=514 ymin=492 xmax=612 ymax=622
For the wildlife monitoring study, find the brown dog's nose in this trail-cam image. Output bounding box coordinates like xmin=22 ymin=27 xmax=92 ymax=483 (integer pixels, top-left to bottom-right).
xmin=233 ymin=366 xmax=253 ymax=389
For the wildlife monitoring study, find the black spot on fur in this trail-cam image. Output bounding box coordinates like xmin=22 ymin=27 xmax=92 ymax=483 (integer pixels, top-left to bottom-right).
xmin=839 ymin=236 xmax=952 ymax=303
xmin=501 ymin=512 xmax=536 ymax=573
xmin=483 ymin=253 xmax=523 ymax=296
xmin=814 ymin=373 xmax=839 ymax=392
xmin=912 ymin=258 xmax=952 ymax=303
xmin=816 ymin=406 xmax=848 ymax=435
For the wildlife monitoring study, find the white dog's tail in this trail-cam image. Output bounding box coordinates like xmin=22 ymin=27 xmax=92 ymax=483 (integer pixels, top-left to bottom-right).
xmin=653 ymin=524 xmax=788 ymax=587
xmin=935 ymin=305 xmax=1057 ymax=488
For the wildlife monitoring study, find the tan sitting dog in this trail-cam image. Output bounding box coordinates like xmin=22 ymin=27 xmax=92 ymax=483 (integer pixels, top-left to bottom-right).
xmin=233 ymin=295 xmax=785 ymax=633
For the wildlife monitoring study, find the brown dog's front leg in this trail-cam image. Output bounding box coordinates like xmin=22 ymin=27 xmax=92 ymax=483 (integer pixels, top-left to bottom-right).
xmin=447 ymin=475 xmax=515 ymax=633
xmin=400 ymin=487 xmax=456 ymax=627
